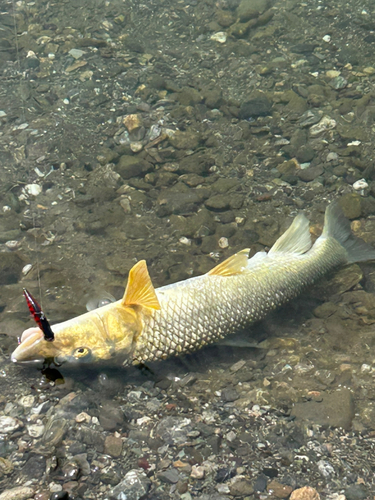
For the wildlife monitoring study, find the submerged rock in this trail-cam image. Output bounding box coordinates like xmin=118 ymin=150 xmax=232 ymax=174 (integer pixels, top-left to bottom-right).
xmin=110 ymin=469 xmax=151 ymax=500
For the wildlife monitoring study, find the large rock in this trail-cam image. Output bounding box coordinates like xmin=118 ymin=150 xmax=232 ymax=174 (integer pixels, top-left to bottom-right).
xmin=291 ymin=388 xmax=355 ymax=430
xmin=239 ymin=91 xmax=272 ymax=118
xmin=115 ymin=155 xmax=153 ymax=179
xmin=237 ymin=0 xmax=270 ymax=22
xmin=0 ymin=253 xmax=23 ymax=285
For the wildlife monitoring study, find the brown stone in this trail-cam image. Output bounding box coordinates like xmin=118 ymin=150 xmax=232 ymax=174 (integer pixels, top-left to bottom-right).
xmin=290 ymin=486 xmax=320 ymax=500
xmin=267 ymin=479 xmax=293 ymax=498
xmin=123 ymin=114 xmax=142 ymax=133
xmin=104 ymin=435 xmax=123 ymax=458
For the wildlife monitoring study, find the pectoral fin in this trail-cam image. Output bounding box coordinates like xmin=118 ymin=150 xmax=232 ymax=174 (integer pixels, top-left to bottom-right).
xmin=208 ymin=248 xmax=250 ymax=277
xmin=122 ymin=260 xmax=161 ymax=310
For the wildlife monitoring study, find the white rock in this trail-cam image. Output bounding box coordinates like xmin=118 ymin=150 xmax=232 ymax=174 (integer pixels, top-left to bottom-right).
xmin=0 ymin=416 xmax=21 ymax=434
xmin=309 ymin=116 xmax=336 ymax=136
xmin=24 ymin=184 xmax=42 ymax=196
xmin=218 ymin=237 xmax=229 ymax=249
xmin=0 ymin=111 xmax=7 ymax=117
xmin=0 ymin=486 xmax=35 ymax=500
xmin=353 ymin=178 xmax=368 ymax=191
xmin=18 ymin=395 xmax=35 ymax=407
xmin=191 ymin=465 xmax=205 ymax=479
xmin=22 ymin=264 xmax=33 ymax=276
xmin=68 ymin=48 xmax=85 ymax=59
xmin=210 ymin=32 xmax=227 ymax=44
xmin=179 ymin=237 xmax=191 ymax=246
xmin=322 ymin=34 xmax=331 ymax=42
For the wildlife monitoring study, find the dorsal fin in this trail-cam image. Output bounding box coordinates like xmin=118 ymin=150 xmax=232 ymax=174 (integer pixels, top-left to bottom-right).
xmin=269 ymin=213 xmax=312 ymax=255
xmin=208 ymin=248 xmax=250 ymax=277
xmin=122 ymin=260 xmax=161 ymax=310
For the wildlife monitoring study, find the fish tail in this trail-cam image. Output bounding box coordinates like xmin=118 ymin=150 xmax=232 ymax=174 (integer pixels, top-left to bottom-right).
xmin=322 ymin=202 xmax=375 ymax=263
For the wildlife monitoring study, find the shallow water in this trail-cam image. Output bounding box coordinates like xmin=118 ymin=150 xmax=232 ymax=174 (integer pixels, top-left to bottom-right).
xmin=0 ymin=0 xmax=375 ymax=498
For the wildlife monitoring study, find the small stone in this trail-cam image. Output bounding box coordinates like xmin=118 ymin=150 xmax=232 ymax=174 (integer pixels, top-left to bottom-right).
xmin=123 ymin=114 xmax=143 ymax=134
xmin=344 ymin=483 xmax=369 ymax=500
xmin=229 ymin=476 xmax=255 ymax=497
xmin=75 ymin=412 xmax=91 ymax=423
xmin=0 ymin=457 xmax=14 ymax=475
xmin=290 ymin=486 xmax=320 ymax=500
xmin=21 ymin=264 xmax=32 ymax=275
xmin=190 ymin=465 xmax=205 ymax=479
xmin=104 ymin=435 xmax=123 ymax=458
xmin=0 ymin=486 xmax=35 ymax=500
xmin=339 ymin=192 xmax=362 ymax=219
xmin=158 ymin=468 xmax=180 ymax=484
xmin=267 ymin=479 xmax=293 ymax=498
xmin=218 ymin=236 xmax=229 ymax=248
xmin=309 ymin=116 xmax=336 ymax=136
xmin=130 ymin=141 xmax=143 ymax=152
xmin=226 ymin=430 xmax=237 ymax=442
xmin=363 ymin=66 xmax=375 ymax=75
xmin=239 ymin=91 xmax=272 ymax=118
xmin=18 ymin=395 xmax=35 ymax=407
xmin=210 ymin=32 xmax=227 ymax=43
xmin=68 ymin=48 xmax=85 ymax=59
xmin=24 ymin=184 xmax=43 ymax=196
xmin=322 ymin=34 xmax=331 ymax=42
xmin=0 ymin=416 xmax=21 ymax=434
xmin=326 ymin=70 xmax=340 ymax=78
xmin=110 ymin=470 xmax=151 ymax=500
xmin=0 ymin=111 xmax=7 ymax=117
xmin=230 ymin=359 xmax=246 ymax=372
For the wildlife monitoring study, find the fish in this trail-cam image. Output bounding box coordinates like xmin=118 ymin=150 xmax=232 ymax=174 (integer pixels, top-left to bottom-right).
xmin=11 ymin=202 xmax=375 ymax=365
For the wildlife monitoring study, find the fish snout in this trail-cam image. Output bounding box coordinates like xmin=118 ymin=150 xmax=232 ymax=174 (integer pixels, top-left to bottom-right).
xmin=11 ymin=328 xmax=45 ymax=363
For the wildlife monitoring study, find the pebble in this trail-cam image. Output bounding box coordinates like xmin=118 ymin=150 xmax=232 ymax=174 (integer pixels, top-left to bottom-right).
xmin=290 ymin=486 xmax=320 ymax=500
xmin=0 ymin=486 xmax=35 ymax=500
xmin=0 ymin=416 xmax=21 ymax=434
xmin=267 ymin=479 xmax=293 ymax=498
xmin=75 ymin=411 xmax=91 ymax=423
xmin=123 ymin=114 xmax=142 ymax=133
xmin=24 ymin=183 xmax=43 ymax=196
xmin=190 ymin=465 xmax=205 ymax=479
xmin=110 ymin=469 xmax=151 ymax=500
xmin=210 ymin=32 xmax=227 ymax=43
xmin=309 ymin=116 xmax=336 ymax=136
xmin=68 ymin=48 xmax=85 ymax=59
xmin=158 ymin=468 xmax=180 ymax=484
xmin=5 ymin=240 xmax=21 ymax=250
xmin=104 ymin=435 xmax=123 ymax=458
xmin=21 ymin=264 xmax=33 ymax=276
xmin=322 ymin=34 xmax=331 ymax=42
xmin=218 ymin=236 xmax=229 ymax=249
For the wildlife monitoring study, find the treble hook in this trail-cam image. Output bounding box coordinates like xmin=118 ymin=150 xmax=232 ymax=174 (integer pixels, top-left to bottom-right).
xmin=23 ymin=288 xmax=55 ymax=342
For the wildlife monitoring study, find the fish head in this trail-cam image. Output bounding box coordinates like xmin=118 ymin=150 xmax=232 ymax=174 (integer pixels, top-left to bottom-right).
xmin=11 ymin=304 xmax=142 ymax=365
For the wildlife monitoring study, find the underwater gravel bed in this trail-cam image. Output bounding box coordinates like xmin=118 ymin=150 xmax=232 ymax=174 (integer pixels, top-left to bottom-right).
xmin=0 ymin=0 xmax=375 ymax=498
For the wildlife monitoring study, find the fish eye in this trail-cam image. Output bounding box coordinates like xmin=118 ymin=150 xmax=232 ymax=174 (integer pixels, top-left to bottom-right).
xmin=73 ymin=347 xmax=91 ymax=359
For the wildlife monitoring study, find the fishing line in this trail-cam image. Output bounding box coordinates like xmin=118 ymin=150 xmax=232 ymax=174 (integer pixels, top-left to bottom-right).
xmin=11 ymin=0 xmax=44 ymax=307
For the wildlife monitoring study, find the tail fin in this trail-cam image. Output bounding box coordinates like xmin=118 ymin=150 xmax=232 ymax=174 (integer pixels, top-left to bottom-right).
xmin=322 ymin=202 xmax=375 ymax=263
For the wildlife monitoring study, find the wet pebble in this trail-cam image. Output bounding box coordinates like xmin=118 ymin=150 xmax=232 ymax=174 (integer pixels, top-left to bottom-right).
xmin=110 ymin=469 xmax=151 ymax=500
xmin=104 ymin=435 xmax=123 ymax=458
xmin=0 ymin=457 xmax=14 ymax=475
xmin=267 ymin=479 xmax=293 ymax=498
xmin=290 ymin=486 xmax=320 ymax=500
xmin=0 ymin=416 xmax=21 ymax=433
xmin=0 ymin=486 xmax=35 ymax=500
xmin=309 ymin=116 xmax=336 ymax=136
xmin=158 ymin=468 xmax=180 ymax=484
xmin=229 ymin=476 xmax=254 ymax=496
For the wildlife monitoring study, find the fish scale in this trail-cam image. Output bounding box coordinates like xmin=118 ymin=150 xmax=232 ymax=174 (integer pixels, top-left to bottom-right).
xmin=133 ymin=237 xmax=346 ymax=363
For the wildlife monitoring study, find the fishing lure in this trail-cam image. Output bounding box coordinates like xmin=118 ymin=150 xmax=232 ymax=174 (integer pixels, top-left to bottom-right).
xmin=23 ymin=288 xmax=55 ymax=342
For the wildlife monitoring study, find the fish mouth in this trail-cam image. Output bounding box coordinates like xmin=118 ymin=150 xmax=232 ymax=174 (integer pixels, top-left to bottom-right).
xmin=11 ymin=328 xmax=46 ymax=363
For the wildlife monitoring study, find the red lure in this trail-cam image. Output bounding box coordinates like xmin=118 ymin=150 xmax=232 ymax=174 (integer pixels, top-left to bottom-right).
xmin=23 ymin=288 xmax=55 ymax=342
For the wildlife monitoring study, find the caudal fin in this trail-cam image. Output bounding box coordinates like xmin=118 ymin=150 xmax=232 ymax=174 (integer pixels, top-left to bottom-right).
xmin=322 ymin=202 xmax=375 ymax=263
